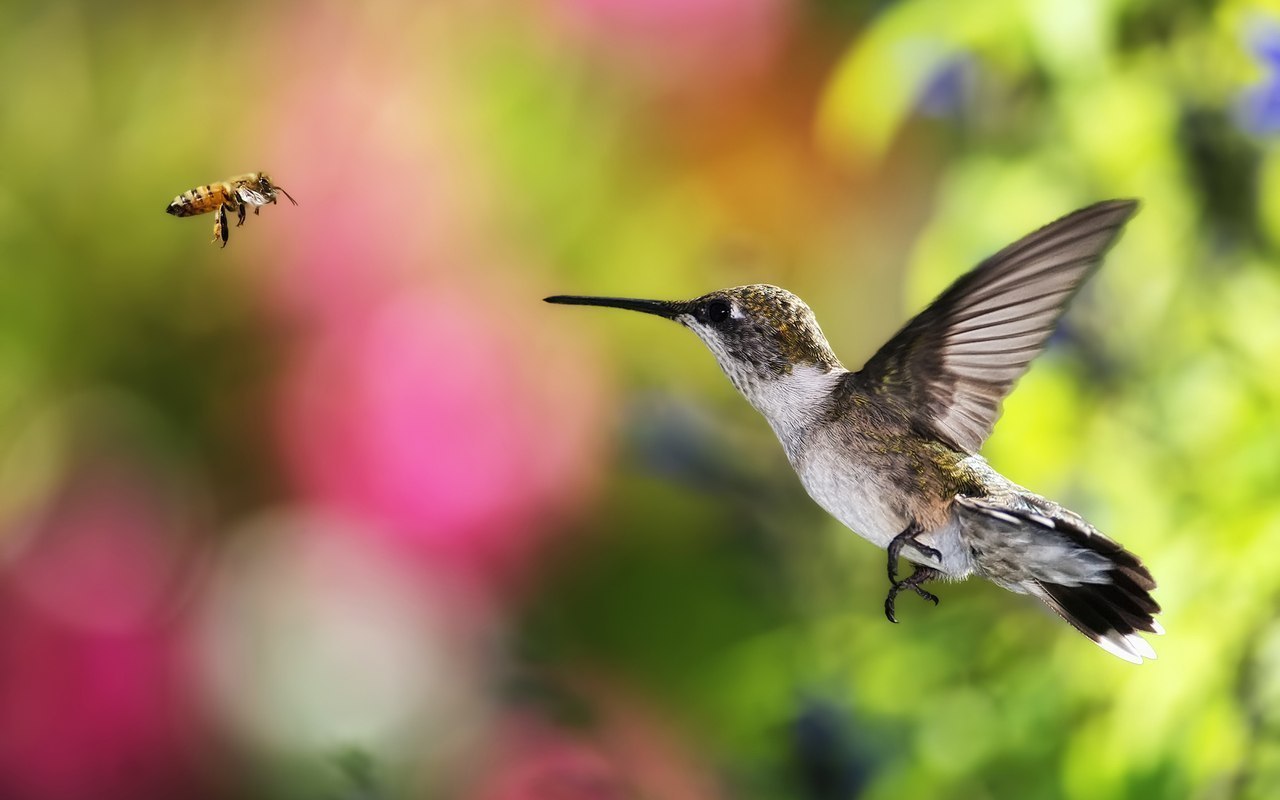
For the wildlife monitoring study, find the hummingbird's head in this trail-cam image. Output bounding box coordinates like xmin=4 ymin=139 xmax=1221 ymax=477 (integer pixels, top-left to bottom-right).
xmin=545 ymin=284 xmax=843 ymax=404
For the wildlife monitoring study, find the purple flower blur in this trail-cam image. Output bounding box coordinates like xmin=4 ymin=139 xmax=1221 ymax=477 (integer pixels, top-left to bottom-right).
xmin=1236 ymin=21 xmax=1280 ymax=135
xmin=915 ymin=55 xmax=973 ymax=119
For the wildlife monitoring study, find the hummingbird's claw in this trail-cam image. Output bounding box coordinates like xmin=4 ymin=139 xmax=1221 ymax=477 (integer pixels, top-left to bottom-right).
xmin=886 ymin=520 xmax=940 ymax=583
xmin=883 ymin=565 xmax=943 ymax=624
xmin=885 ymin=596 xmax=899 ymax=624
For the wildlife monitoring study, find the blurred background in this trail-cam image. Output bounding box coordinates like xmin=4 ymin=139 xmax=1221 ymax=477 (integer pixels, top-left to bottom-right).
xmin=0 ymin=0 xmax=1278 ymax=798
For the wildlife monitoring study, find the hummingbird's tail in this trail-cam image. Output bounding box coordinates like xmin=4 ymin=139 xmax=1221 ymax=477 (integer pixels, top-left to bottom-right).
xmin=955 ymin=493 xmax=1162 ymax=664
xmin=1028 ymin=571 xmax=1162 ymax=664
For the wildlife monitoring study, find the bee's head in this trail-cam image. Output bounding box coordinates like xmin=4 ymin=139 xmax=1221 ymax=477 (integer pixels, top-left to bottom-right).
xmin=257 ymin=173 xmax=297 ymax=206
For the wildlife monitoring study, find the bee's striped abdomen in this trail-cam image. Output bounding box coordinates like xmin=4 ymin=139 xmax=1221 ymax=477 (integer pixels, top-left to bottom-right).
xmin=165 ymin=183 xmax=231 ymax=217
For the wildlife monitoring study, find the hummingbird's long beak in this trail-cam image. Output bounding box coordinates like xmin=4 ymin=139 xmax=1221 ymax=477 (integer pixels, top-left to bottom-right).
xmin=544 ymin=295 xmax=685 ymax=319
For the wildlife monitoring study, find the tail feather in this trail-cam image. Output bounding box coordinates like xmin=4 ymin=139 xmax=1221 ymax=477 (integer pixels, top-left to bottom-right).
xmin=1116 ymin=563 xmax=1156 ymax=592
xmin=1034 ymin=580 xmax=1160 ymax=664
xmin=1094 ymin=584 xmax=1160 ymax=631
xmin=1031 ymin=521 xmax=1161 ymax=663
xmin=956 ymin=492 xmax=1161 ymax=663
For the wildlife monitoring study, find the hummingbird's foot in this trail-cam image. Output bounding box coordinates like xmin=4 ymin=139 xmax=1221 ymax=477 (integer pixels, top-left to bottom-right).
xmin=884 ymin=565 xmax=942 ymax=624
xmin=886 ymin=521 xmax=942 ymax=583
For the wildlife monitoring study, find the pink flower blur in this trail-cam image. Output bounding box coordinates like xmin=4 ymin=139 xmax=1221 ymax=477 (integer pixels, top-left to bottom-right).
xmin=0 ymin=604 xmax=199 ymax=800
xmin=0 ymin=456 xmax=204 ymax=800
xmin=466 ymin=717 xmax=629 ymax=800
xmin=256 ymin=25 xmax=612 ymax=593
xmin=277 ymin=289 xmax=608 ymax=591
xmin=8 ymin=460 xmax=195 ymax=633
xmin=542 ymin=0 xmax=792 ymax=84
xmin=463 ymin=679 xmax=725 ymax=800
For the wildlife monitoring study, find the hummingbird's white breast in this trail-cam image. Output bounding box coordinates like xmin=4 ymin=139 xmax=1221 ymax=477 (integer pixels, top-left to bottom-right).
xmin=788 ymin=441 xmax=978 ymax=577
xmin=746 ymin=364 xmax=976 ymax=577
xmin=791 ymin=443 xmax=908 ymax=547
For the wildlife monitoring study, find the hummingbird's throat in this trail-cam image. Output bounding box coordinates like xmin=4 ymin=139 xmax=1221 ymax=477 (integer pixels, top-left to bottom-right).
xmin=741 ymin=364 xmax=846 ymax=435
xmin=689 ymin=324 xmax=843 ymax=418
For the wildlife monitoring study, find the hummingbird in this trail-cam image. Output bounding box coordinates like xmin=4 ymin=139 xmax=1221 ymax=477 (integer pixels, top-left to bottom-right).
xmin=546 ymin=199 xmax=1161 ymax=663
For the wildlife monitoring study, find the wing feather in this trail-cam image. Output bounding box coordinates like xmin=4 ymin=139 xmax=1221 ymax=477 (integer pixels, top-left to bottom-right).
xmin=855 ymin=200 xmax=1138 ymax=452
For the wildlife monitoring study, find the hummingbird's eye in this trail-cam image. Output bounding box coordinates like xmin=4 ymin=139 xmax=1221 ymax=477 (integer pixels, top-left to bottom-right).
xmin=705 ymin=299 xmax=731 ymax=325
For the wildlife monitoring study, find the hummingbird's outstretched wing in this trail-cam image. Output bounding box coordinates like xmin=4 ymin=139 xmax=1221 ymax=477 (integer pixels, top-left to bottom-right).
xmin=856 ymin=199 xmax=1138 ymax=453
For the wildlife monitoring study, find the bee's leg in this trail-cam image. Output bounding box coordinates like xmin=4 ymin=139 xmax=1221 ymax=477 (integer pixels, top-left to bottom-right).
xmin=253 ymin=207 xmax=260 ymax=215
xmin=212 ymin=206 xmax=229 ymax=247
xmin=236 ymin=202 xmax=247 ymax=227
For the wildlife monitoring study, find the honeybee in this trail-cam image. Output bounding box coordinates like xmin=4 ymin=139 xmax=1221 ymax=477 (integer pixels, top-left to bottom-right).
xmin=165 ymin=172 xmax=297 ymax=247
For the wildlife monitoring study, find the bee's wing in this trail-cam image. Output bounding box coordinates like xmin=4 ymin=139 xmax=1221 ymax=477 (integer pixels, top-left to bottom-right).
xmin=236 ymin=186 xmax=272 ymax=207
xmin=854 ymin=200 xmax=1138 ymax=453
